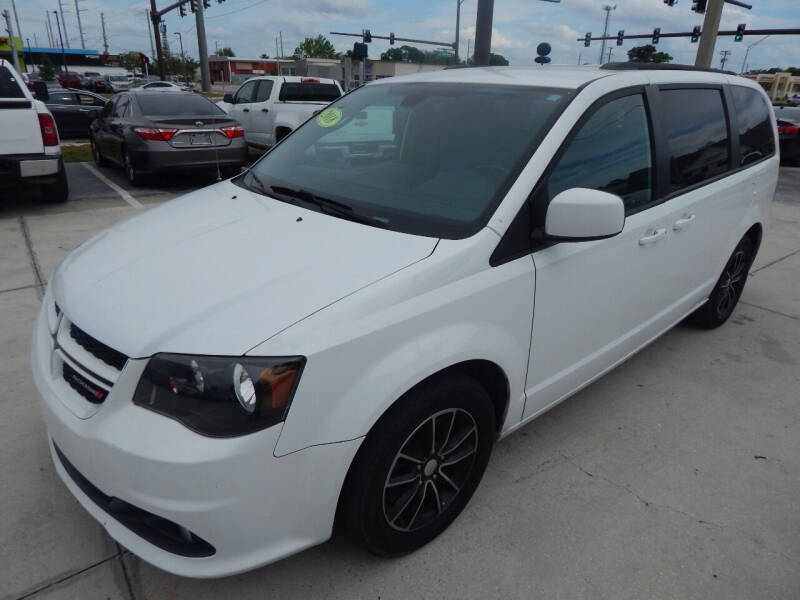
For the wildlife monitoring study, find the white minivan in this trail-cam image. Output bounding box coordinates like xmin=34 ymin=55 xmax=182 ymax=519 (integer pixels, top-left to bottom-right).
xmin=32 ymin=64 xmax=778 ymax=577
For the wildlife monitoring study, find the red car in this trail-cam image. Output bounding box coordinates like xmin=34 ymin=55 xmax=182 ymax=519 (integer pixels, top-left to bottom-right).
xmin=57 ymin=71 xmax=81 ymax=89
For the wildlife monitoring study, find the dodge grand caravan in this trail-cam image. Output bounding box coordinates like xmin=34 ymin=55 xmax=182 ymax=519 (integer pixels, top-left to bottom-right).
xmin=32 ymin=64 xmax=778 ymax=577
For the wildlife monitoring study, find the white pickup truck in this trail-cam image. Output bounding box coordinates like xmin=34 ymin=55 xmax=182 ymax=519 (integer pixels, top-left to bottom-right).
xmin=217 ymin=76 xmax=343 ymax=148
xmin=0 ymin=59 xmax=68 ymax=202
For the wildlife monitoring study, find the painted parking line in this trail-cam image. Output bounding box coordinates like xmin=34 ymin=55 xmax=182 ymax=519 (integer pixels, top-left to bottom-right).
xmin=81 ymin=163 xmax=144 ymax=209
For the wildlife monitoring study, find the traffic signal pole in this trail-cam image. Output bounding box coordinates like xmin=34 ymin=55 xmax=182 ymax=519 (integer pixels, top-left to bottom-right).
xmin=695 ymin=0 xmax=724 ymax=68
xmin=150 ymin=0 xmax=166 ymax=80
xmin=195 ymin=0 xmax=211 ymax=91
xmin=473 ymin=0 xmax=494 ymax=66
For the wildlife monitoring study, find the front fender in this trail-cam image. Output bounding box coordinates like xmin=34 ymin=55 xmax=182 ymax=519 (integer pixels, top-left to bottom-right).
xmin=253 ymin=230 xmax=535 ymax=457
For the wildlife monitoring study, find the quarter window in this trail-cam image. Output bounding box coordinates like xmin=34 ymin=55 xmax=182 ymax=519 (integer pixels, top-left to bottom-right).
xmin=255 ymin=80 xmax=273 ymax=102
xmin=547 ymin=94 xmax=653 ymax=212
xmin=731 ymin=86 xmax=775 ymax=165
xmin=660 ymin=88 xmax=729 ymax=193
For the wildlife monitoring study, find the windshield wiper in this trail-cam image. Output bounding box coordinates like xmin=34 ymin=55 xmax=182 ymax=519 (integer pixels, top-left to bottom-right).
xmin=269 ymin=185 xmax=388 ymax=229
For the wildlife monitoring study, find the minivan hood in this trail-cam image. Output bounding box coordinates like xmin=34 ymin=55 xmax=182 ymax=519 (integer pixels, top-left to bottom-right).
xmin=53 ymin=181 xmax=437 ymax=358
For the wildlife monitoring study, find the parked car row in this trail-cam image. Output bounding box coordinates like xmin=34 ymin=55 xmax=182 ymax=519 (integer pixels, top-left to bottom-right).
xmin=774 ymin=105 xmax=800 ymax=166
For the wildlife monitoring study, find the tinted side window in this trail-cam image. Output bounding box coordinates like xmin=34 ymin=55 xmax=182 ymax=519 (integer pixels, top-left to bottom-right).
xmin=255 ymin=80 xmax=274 ymax=102
xmin=660 ymin=88 xmax=729 ymax=193
xmin=547 ymin=94 xmax=653 ymax=212
xmin=48 ymin=92 xmax=78 ymax=105
xmin=114 ymin=96 xmax=130 ymax=118
xmin=0 ymin=66 xmax=25 ymax=98
xmin=731 ymin=86 xmax=775 ymax=165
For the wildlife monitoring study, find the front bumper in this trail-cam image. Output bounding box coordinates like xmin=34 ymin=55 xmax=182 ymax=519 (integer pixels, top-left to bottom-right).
xmin=31 ymin=297 xmax=361 ymax=577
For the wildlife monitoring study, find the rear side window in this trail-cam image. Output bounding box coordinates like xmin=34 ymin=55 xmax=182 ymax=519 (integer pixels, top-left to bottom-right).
xmin=0 ymin=66 xmax=25 ymax=98
xmin=279 ymin=83 xmax=341 ymax=102
xmin=255 ymin=80 xmax=274 ymax=102
xmin=547 ymin=94 xmax=653 ymax=212
xmin=48 ymin=92 xmax=78 ymax=105
xmin=731 ymin=86 xmax=775 ymax=165
xmin=137 ymin=94 xmax=223 ymax=116
xmin=660 ymin=88 xmax=729 ymax=194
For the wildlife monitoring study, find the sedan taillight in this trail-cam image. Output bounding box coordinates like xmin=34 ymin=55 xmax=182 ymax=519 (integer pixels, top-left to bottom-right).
xmin=220 ymin=125 xmax=244 ymax=139
xmin=134 ymin=127 xmax=179 ymax=141
xmin=778 ymin=125 xmax=799 ymax=135
xmin=38 ymin=113 xmax=59 ymax=146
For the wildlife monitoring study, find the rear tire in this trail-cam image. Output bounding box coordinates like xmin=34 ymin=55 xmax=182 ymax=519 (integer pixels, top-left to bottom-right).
xmin=341 ymin=372 xmax=495 ymax=557
xmin=40 ymin=159 xmax=69 ymax=203
xmin=123 ymin=149 xmax=142 ymax=187
xmin=687 ymin=235 xmax=753 ymax=329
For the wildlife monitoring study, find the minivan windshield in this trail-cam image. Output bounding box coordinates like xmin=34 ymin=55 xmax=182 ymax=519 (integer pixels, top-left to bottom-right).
xmin=240 ymin=82 xmax=572 ymax=238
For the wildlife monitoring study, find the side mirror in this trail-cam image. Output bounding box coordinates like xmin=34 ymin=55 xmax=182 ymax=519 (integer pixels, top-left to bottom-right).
xmin=223 ymin=93 xmax=234 ymax=104
xmin=544 ymin=188 xmax=625 ymax=241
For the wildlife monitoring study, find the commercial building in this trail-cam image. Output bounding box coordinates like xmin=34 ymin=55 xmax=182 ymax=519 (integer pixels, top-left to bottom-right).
xmin=0 ymin=39 xmax=126 ymax=76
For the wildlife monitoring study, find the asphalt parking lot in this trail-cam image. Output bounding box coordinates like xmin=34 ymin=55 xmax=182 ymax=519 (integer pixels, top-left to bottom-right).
xmin=1 ymin=164 xmax=799 ymax=600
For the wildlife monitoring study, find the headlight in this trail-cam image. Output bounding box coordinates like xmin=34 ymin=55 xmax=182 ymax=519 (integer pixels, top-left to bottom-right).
xmin=133 ymin=354 xmax=305 ymax=437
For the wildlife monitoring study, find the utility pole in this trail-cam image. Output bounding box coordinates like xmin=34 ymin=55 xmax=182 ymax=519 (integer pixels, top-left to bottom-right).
xmin=275 ymin=37 xmax=280 ymax=60
xmin=466 ymin=39 xmax=471 ymax=63
xmin=599 ymin=4 xmax=615 ymax=65
xmin=53 ymin=11 xmax=68 ymax=73
xmin=2 ymin=10 xmax=22 ymax=73
xmin=46 ymin=11 xmax=54 ymax=47
xmin=149 ymin=1 xmax=165 ymax=80
xmin=607 ymin=46 xmax=614 ymax=63
xmin=57 ymin=0 xmax=69 ymax=49
xmin=695 ymin=0 xmax=724 ymax=68
xmin=455 ymin=0 xmax=466 ymax=62
xmin=719 ymin=48 xmax=731 ymax=70
xmin=474 ymin=0 xmax=494 ymax=66
xmin=145 ymin=10 xmax=156 ymax=62
xmin=73 ymin=0 xmax=85 ymax=49
xmin=175 ymin=31 xmax=186 ymax=81
xmin=10 ymin=0 xmax=25 ymax=70
xmin=195 ymin=0 xmax=211 ymax=92
xmin=25 ymin=37 xmax=31 ymax=72
xmin=279 ymin=31 xmax=284 ymax=58
xmin=100 ymin=12 xmax=108 ymax=55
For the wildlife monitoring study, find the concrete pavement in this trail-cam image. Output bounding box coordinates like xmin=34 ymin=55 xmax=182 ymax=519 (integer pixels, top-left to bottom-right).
xmin=1 ymin=167 xmax=798 ymax=600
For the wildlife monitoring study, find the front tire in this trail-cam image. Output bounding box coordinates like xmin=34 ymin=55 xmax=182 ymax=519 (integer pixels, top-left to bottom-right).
xmin=91 ymin=135 xmax=108 ymax=167
xmin=341 ymin=372 xmax=495 ymax=557
xmin=688 ymin=235 xmax=754 ymax=329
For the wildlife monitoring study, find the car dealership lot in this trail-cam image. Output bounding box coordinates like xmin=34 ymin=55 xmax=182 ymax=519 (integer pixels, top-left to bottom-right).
xmin=1 ymin=166 xmax=798 ymax=600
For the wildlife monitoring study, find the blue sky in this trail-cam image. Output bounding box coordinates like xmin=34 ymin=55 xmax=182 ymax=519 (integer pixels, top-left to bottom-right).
xmin=9 ymin=0 xmax=800 ymax=71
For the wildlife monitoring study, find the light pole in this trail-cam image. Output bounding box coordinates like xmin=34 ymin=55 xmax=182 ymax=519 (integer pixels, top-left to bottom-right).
xmin=174 ymin=31 xmax=186 ymax=82
xmin=599 ymin=4 xmax=616 ymax=65
xmin=740 ymin=35 xmax=769 ymax=73
xmin=455 ymin=0 xmax=466 ymax=63
xmin=53 ymin=10 xmax=68 ymax=74
xmin=25 ymin=37 xmax=31 ymax=73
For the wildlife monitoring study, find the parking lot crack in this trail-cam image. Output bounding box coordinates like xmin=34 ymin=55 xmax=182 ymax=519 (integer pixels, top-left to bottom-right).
xmin=17 ymin=217 xmax=44 ymax=301
xmin=10 ymin=552 xmax=120 ymax=600
xmin=751 ymin=247 xmax=800 ymax=274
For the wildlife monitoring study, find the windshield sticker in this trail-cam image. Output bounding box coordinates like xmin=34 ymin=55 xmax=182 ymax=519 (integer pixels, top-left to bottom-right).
xmin=317 ymin=107 xmax=342 ymax=127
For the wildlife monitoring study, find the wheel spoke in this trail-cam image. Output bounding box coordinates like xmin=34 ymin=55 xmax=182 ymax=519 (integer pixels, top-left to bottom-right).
xmin=429 ymin=480 xmax=443 ymax=515
xmin=386 ymin=473 xmax=418 ymax=488
xmin=389 ymin=483 xmax=422 ymax=525
xmin=442 ymin=425 xmax=476 ymax=457
xmin=438 ymin=469 xmax=460 ymax=493
xmin=397 ymin=452 xmax=424 ymax=465
xmin=441 ymin=444 xmax=476 ymax=467
xmin=430 ymin=414 xmax=437 ymax=455
xmin=407 ymin=481 xmax=429 ymax=529
xmin=439 ymin=411 xmax=456 ymax=455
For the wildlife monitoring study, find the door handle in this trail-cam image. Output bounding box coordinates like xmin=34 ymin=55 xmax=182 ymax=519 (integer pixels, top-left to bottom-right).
xmin=261 ymin=108 xmax=269 ymax=112
xmin=672 ymin=214 xmax=696 ymax=230
xmin=243 ymin=108 xmax=250 ymax=112
xmin=638 ymin=228 xmax=667 ymax=246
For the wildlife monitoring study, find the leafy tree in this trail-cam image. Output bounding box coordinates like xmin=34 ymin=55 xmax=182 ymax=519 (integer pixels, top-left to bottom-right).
xmin=218 ymin=47 xmax=235 ymax=57
xmin=293 ymin=35 xmax=337 ymax=59
xmin=260 ymin=53 xmax=270 ymax=59
xmin=627 ymin=44 xmax=672 ymax=63
xmin=119 ymin=51 xmax=143 ymax=73
xmin=489 ymin=53 xmax=509 ymax=66
xmin=38 ymin=54 xmax=55 ymax=80
xmin=381 ymin=47 xmax=404 ymax=62
xmin=379 ymin=45 xmax=426 ymax=63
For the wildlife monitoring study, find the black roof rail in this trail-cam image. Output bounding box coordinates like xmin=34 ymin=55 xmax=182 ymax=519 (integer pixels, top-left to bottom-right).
xmin=600 ymin=62 xmax=736 ymax=75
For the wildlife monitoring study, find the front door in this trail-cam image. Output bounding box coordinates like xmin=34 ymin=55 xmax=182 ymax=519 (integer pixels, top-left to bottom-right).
xmin=523 ymin=90 xmax=678 ymax=419
xmin=226 ymin=79 xmax=259 ymax=141
xmin=248 ymin=79 xmax=276 ymax=147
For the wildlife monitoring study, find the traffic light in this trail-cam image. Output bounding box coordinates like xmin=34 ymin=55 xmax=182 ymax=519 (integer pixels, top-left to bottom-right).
xmin=363 ymin=29 xmax=372 ymax=43
xmin=389 ymin=32 xmax=395 ymax=45
xmin=735 ymin=23 xmax=746 ymax=41
xmin=663 ymin=0 xmax=676 ymax=6
xmin=652 ymin=27 xmax=661 ymax=44
xmin=190 ymin=0 xmax=198 ymax=12
xmin=691 ymin=26 xmax=701 ymax=43
xmin=692 ymin=0 xmax=707 ymax=13
xmin=584 ymin=32 xmax=591 ymax=47
xmin=139 ymin=53 xmax=149 ymax=64
xmin=616 ymin=30 xmax=624 ymax=46
xmin=353 ymin=42 xmax=367 ymax=60
xmin=179 ymin=2 xmax=186 ymax=17
xmin=203 ymin=0 xmax=210 ymax=8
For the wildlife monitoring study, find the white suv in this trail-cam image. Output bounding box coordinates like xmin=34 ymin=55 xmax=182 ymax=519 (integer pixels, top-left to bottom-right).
xmin=1 ymin=59 xmax=68 ymax=202
xmin=32 ymin=65 xmax=778 ymax=577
